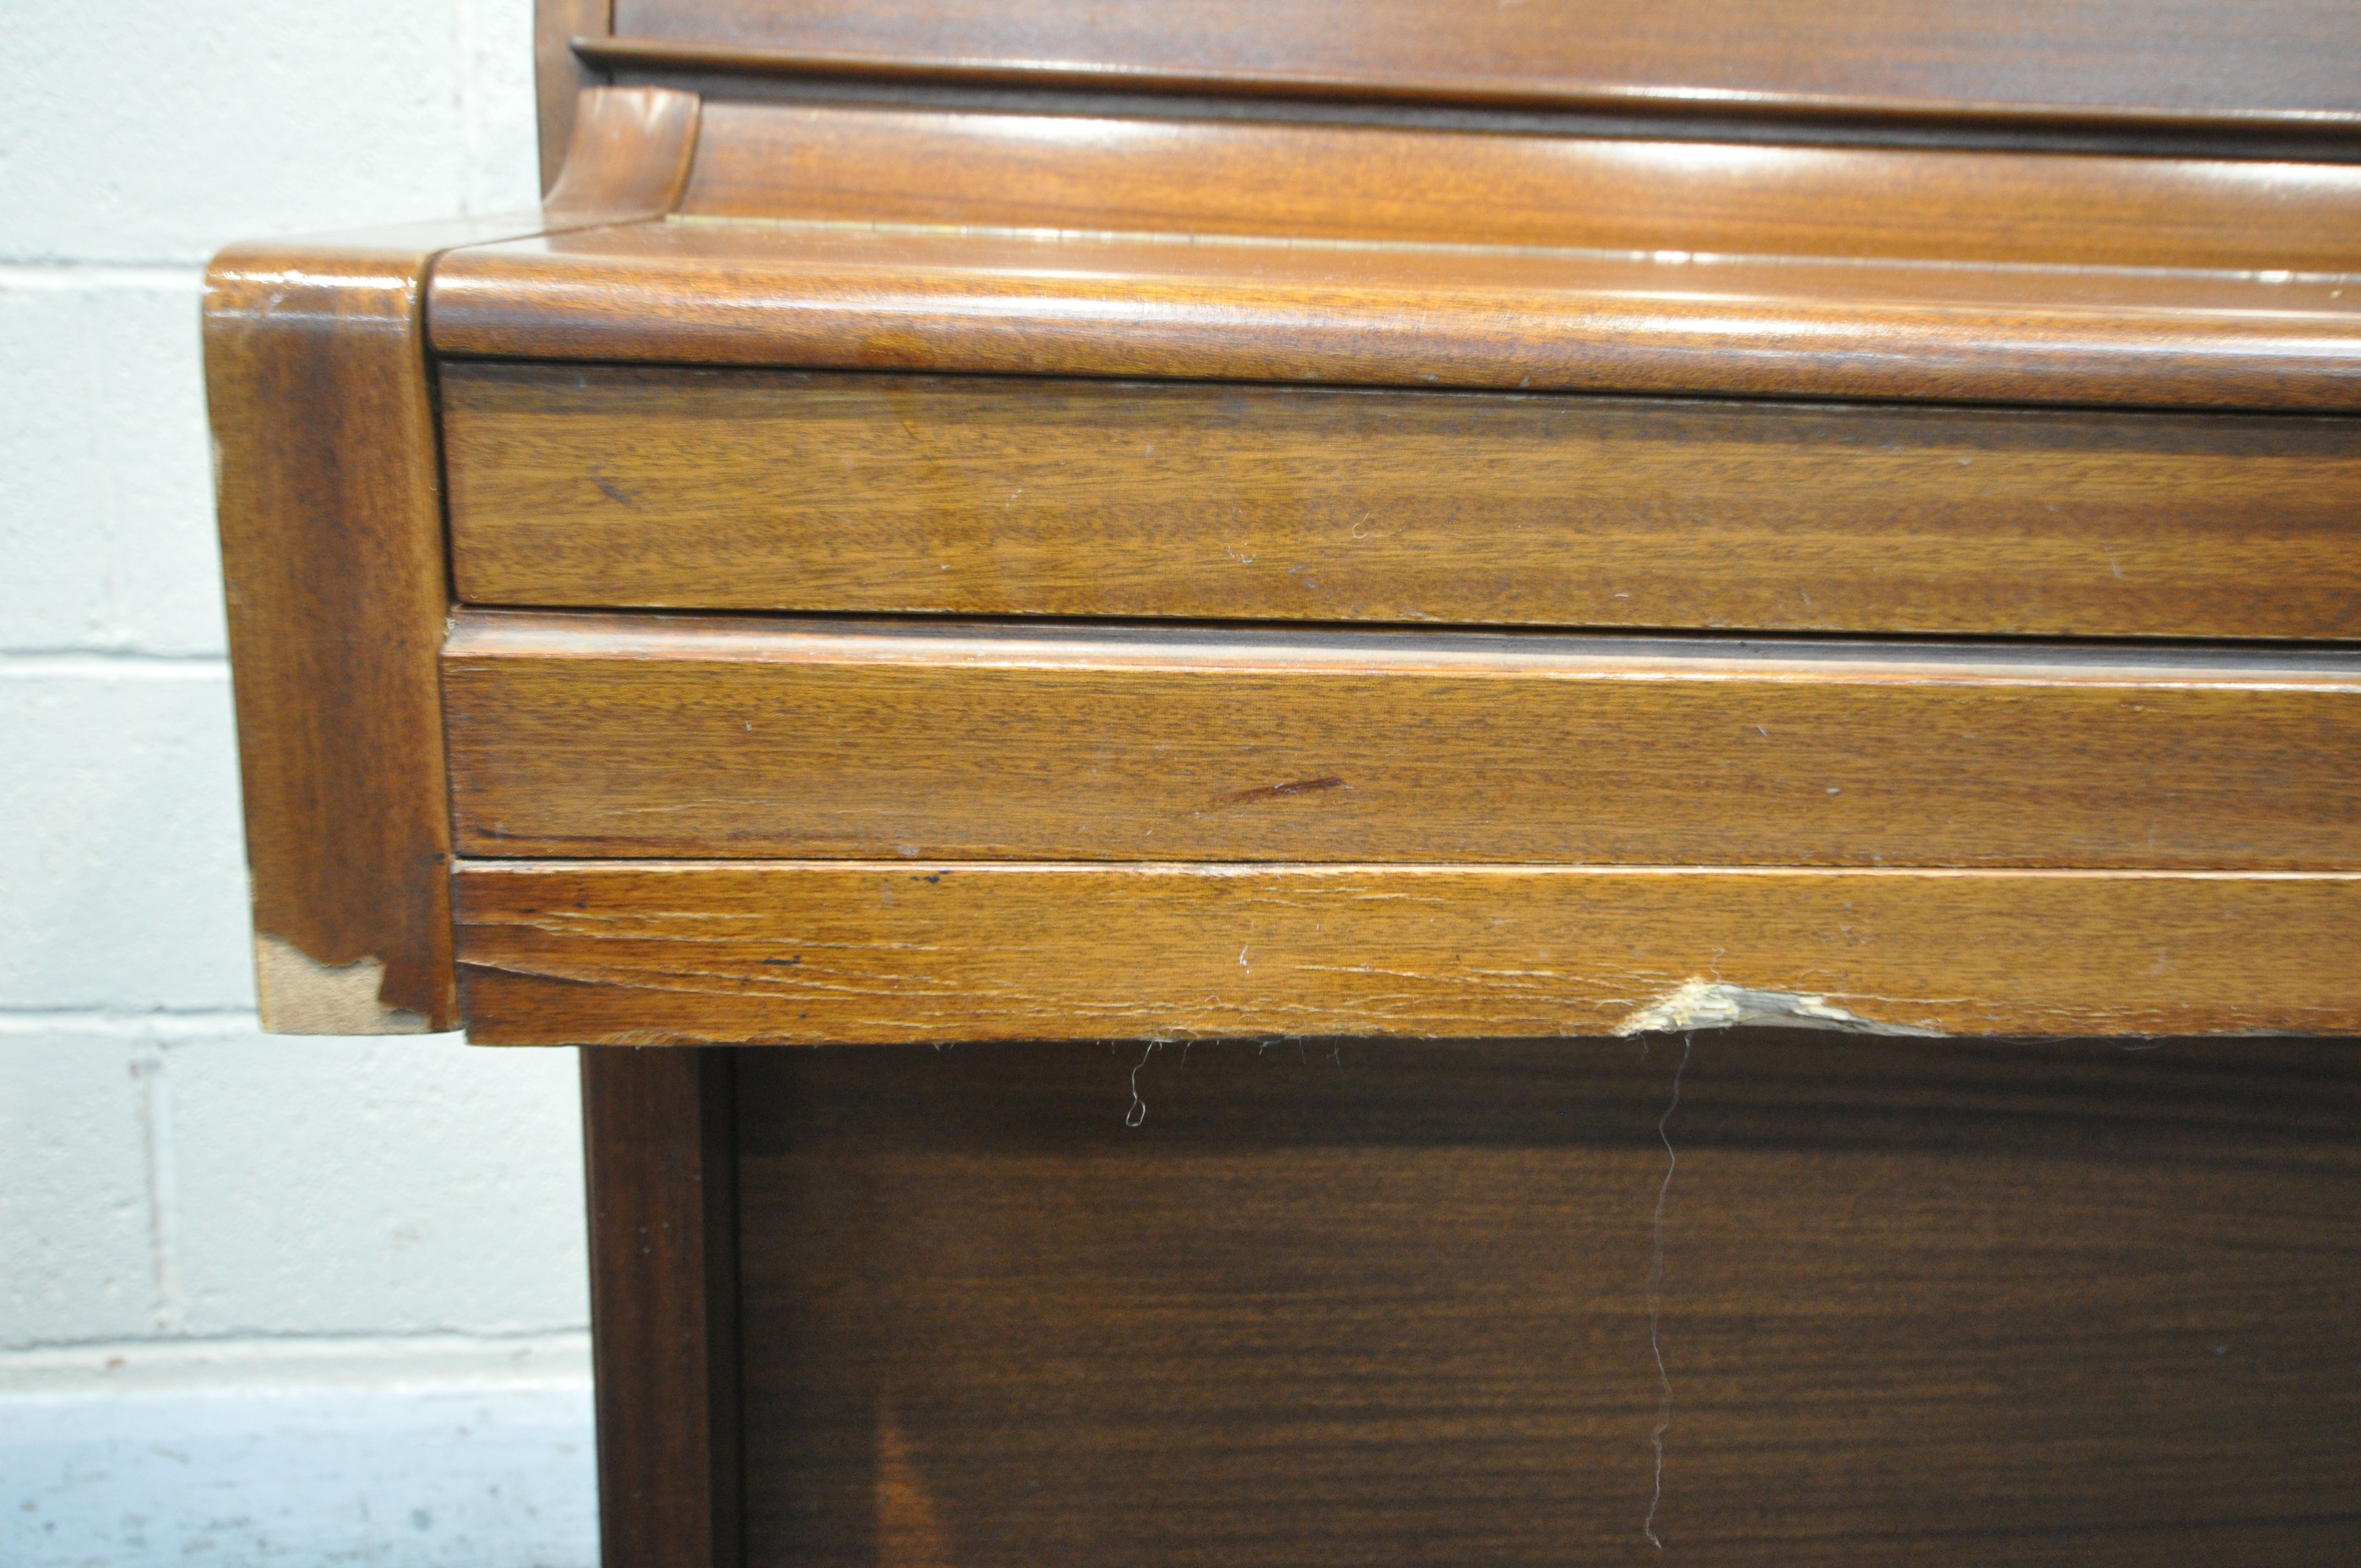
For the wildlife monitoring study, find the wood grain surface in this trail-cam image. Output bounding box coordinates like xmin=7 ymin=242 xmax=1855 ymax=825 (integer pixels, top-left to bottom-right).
xmin=535 ymin=0 xmax=614 ymax=194
xmin=540 ymin=85 xmax=700 ymax=226
xmin=453 ymin=862 xmax=2361 ymax=1043
xmin=674 ymin=103 xmax=2361 ymax=273
xmin=426 ymin=218 xmax=2361 ymax=412
xmin=731 ymin=1032 xmax=2361 ymax=1564
xmin=607 ymin=0 xmax=2361 ymax=129
xmin=440 ymin=612 xmax=2361 ymax=869
xmin=203 ymin=98 xmax=699 ymax=1034
xmin=442 ymin=361 xmax=2361 ymax=639
xmin=206 ymin=223 xmax=529 ymax=1032
xmin=582 ymin=1046 xmax=743 ymax=1568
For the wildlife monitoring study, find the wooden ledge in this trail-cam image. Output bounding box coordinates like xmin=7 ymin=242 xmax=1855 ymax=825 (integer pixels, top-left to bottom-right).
xmin=433 ymin=101 xmax=2361 ymax=408
xmin=429 ymin=214 xmax=2361 ymax=410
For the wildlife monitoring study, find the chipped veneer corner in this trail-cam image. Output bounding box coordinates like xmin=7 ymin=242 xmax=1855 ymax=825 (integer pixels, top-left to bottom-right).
xmin=1614 ymin=978 xmax=1945 ymax=1038
xmin=253 ymin=933 xmax=433 ymax=1035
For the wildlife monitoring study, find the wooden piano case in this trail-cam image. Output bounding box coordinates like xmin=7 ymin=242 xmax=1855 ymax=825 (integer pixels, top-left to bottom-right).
xmin=207 ymin=1 xmax=2361 ymax=1561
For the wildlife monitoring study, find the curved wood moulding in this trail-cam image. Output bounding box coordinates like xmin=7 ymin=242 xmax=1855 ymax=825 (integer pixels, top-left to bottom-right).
xmin=534 ymin=0 xmax=616 ymax=194
xmin=542 ymin=84 xmax=701 ymax=224
xmin=432 ymin=100 xmax=2361 ymax=410
xmin=672 ymin=105 xmax=2361 ymax=273
xmin=428 ymin=218 xmax=2361 ymax=412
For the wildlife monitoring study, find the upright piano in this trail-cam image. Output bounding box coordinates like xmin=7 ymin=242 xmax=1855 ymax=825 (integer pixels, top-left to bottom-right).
xmin=207 ymin=2 xmax=2361 ymax=1561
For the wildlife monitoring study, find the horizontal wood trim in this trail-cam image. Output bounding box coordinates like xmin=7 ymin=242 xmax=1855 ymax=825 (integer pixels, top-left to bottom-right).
xmin=443 ymin=362 xmax=2361 ymax=640
xmin=584 ymin=34 xmax=2361 ymax=148
xmin=454 ymin=862 xmax=2361 ymax=1042
xmin=426 ymin=220 xmax=2361 ymax=411
xmin=674 ymin=104 xmax=2361 ymax=271
xmin=603 ymin=0 xmax=2361 ymax=127
xmin=440 ymin=612 xmax=2361 ymax=870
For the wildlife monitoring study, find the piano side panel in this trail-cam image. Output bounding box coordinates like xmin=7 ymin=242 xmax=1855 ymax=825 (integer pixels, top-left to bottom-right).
xmin=205 ymin=229 xmax=484 ymax=1032
xmin=199 ymin=95 xmax=709 ymax=1035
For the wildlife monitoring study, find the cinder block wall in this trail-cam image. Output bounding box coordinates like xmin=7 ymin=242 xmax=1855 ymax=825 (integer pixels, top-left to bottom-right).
xmin=1 ymin=6 xmax=596 ymax=1564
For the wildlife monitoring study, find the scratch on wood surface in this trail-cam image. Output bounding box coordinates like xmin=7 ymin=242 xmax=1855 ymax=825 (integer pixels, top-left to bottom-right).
xmin=253 ymin=934 xmax=431 ymax=1035
xmin=1614 ymin=979 xmax=1945 ymax=1037
xmin=1215 ymin=776 xmax=1349 ymax=807
xmin=1644 ymin=1032 xmax=1693 ymax=1550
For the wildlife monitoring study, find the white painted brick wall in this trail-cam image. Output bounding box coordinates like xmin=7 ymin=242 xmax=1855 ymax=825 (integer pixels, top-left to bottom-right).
xmin=1 ymin=4 xmax=594 ymax=1563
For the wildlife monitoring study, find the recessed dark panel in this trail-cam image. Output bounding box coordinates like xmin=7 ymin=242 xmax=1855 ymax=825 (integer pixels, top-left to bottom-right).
xmin=736 ymin=1034 xmax=2361 ymax=1565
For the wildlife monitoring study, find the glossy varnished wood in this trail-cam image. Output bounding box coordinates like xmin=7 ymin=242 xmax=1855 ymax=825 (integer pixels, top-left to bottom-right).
xmin=222 ymin=4 xmax=2361 ymax=1565
xmin=202 ymin=91 xmax=701 ymax=1033
xmin=428 ymin=218 xmax=2361 ymax=412
xmin=442 ymin=361 xmax=2361 ymax=639
xmin=674 ymin=104 xmax=2361 ymax=271
xmin=205 ymin=222 xmax=520 ymax=1031
xmin=454 ymin=862 xmax=2361 ymax=1042
xmin=541 ymin=86 xmax=700 ymax=226
xmin=605 ymin=0 xmax=2361 ymax=134
xmin=441 ymin=612 xmax=2361 ymax=869
xmin=581 ymin=1046 xmax=742 ymax=1568
xmin=535 ymin=0 xmax=614 ymax=194
xmin=732 ymin=1034 xmax=2361 ymax=1564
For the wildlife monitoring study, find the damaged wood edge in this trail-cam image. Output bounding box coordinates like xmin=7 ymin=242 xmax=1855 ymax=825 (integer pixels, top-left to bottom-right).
xmin=1611 ymin=979 xmax=1947 ymax=1038
xmin=253 ymin=934 xmax=434 ymax=1036
xmin=209 ymin=94 xmax=701 ymax=1037
xmin=209 ymin=238 xmax=461 ymax=1034
xmin=451 ymin=862 xmax=2361 ymax=1044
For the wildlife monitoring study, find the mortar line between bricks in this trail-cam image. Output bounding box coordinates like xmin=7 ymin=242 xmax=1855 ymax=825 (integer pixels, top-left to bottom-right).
xmin=0 ymin=1010 xmax=264 ymax=1037
xmin=0 ymin=260 xmax=206 ymax=286
xmin=1 ymin=1328 xmax=594 ymax=1359
xmin=133 ymin=1041 xmax=185 ymax=1332
xmin=0 ymin=652 xmax=230 ymax=678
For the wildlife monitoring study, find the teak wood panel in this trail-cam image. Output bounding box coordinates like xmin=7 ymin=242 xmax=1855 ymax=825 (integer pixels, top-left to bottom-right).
xmin=440 ymin=613 xmax=2361 ymax=870
xmin=731 ymin=1035 xmax=2361 ymax=1565
xmin=535 ymin=0 xmax=616 ymax=194
xmin=443 ymin=361 xmax=2361 ymax=640
xmin=202 ymin=92 xmax=701 ymax=1035
xmin=453 ymin=862 xmax=2361 ymax=1043
xmin=609 ymin=0 xmax=2361 ymax=129
xmin=206 ymin=221 xmax=523 ymax=1033
xmin=426 ymin=220 xmax=2361 ymax=412
xmin=674 ymin=104 xmax=2361 ymax=273
xmin=581 ymin=1046 xmax=742 ymax=1568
